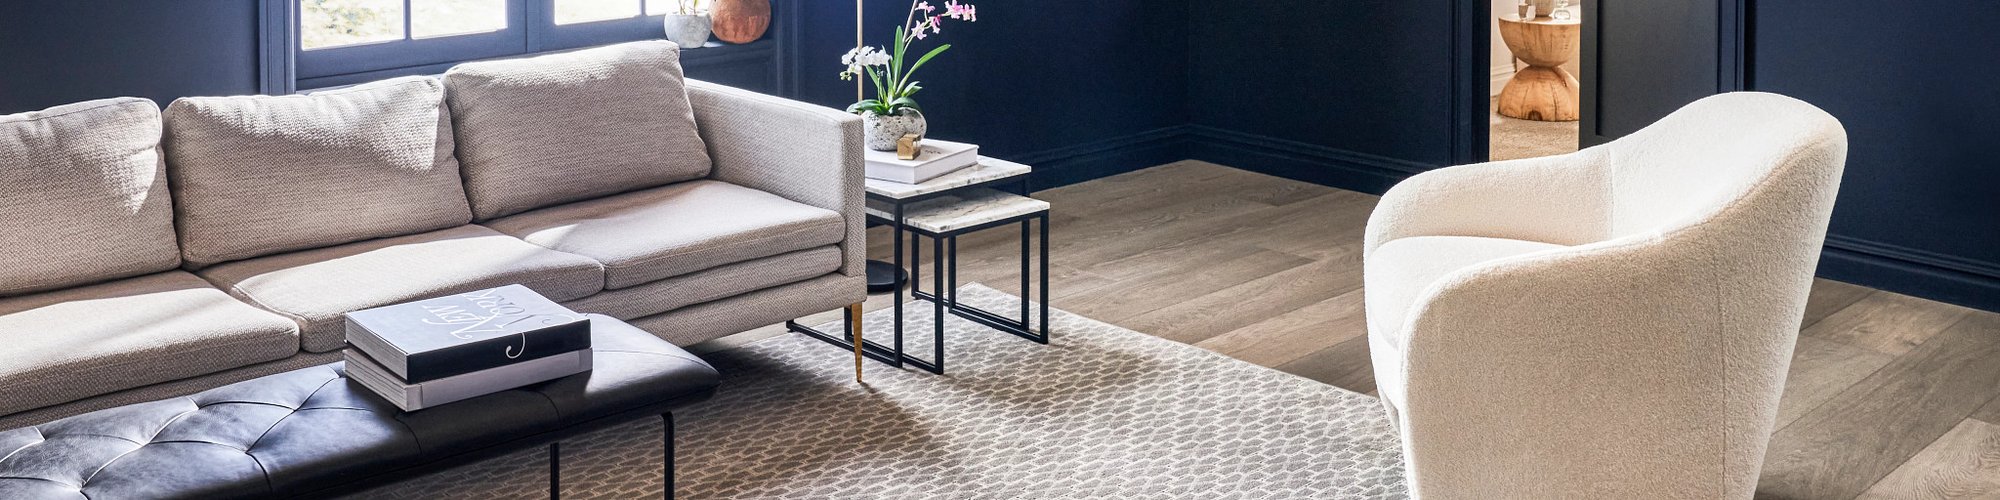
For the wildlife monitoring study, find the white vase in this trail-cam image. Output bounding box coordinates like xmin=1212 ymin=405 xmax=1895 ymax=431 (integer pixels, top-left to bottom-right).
xmin=664 ymin=15 xmax=712 ymax=49
xmin=862 ymin=109 xmax=927 ymax=151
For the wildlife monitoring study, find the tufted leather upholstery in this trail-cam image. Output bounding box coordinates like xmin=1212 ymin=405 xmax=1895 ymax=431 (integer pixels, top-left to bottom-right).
xmin=0 ymin=314 xmax=718 ymax=499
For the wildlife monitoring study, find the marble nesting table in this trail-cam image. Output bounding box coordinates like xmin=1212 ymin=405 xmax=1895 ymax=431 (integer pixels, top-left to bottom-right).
xmin=787 ymin=156 xmax=1050 ymax=374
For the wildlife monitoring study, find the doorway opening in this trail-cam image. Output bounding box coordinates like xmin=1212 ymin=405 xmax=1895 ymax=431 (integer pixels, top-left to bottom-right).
xmin=1486 ymin=0 xmax=1582 ymax=162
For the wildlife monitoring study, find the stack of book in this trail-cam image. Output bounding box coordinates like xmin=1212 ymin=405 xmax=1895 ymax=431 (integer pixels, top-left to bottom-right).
xmin=343 ymin=284 xmax=593 ymax=412
xmin=865 ymin=138 xmax=979 ymax=184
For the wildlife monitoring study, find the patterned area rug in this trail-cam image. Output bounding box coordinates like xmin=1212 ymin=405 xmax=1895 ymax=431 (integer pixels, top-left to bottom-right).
xmin=349 ymin=284 xmax=1406 ymax=499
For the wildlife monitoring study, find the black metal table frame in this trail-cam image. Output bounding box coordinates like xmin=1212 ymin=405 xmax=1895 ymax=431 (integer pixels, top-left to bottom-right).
xmin=787 ymin=174 xmax=1047 ymax=374
xmin=295 ymin=392 xmax=708 ymax=500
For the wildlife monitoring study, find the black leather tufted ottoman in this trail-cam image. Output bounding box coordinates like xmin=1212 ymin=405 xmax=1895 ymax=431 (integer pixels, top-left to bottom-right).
xmin=0 ymin=314 xmax=718 ymax=500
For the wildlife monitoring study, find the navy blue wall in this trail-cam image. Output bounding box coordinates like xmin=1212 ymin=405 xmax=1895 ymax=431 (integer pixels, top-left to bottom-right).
xmin=1185 ymin=0 xmax=1456 ymax=192
xmin=787 ymin=0 xmax=1191 ymax=188
xmin=1753 ymin=2 xmax=2000 ymax=311
xmin=0 ymin=0 xmax=263 ymax=112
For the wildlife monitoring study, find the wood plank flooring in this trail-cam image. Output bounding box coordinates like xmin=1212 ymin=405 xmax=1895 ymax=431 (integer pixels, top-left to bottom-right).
xmin=701 ymin=160 xmax=2000 ymax=498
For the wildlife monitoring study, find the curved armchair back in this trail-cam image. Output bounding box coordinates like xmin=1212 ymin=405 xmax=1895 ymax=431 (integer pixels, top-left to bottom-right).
xmin=1605 ymin=92 xmax=1847 ymax=241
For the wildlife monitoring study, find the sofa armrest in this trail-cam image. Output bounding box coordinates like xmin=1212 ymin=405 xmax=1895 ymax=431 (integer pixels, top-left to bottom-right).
xmin=1363 ymin=147 xmax=1614 ymax=259
xmin=687 ymin=80 xmax=866 ymax=276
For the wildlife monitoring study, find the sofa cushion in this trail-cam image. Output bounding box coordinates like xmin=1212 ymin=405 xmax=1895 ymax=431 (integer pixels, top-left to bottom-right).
xmin=0 ymin=271 xmax=299 ymax=416
xmin=0 ymin=97 xmax=180 ymax=296
xmin=564 ymin=245 xmax=841 ymax=320
xmin=1364 ymin=235 xmax=1566 ymax=347
xmin=485 ymin=180 xmax=846 ymax=289
xmin=163 ymin=76 xmax=472 ymax=267
xmin=444 ymin=40 xmax=712 ymax=220
xmin=198 ymin=225 xmax=605 ymax=352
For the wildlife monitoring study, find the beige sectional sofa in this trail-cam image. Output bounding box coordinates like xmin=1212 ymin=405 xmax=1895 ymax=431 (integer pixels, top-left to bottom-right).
xmin=0 ymin=41 xmax=865 ymax=428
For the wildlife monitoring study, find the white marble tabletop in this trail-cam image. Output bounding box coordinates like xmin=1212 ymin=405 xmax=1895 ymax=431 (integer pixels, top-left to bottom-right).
xmin=865 ymin=188 xmax=1049 ymax=233
xmin=865 ymin=156 xmax=1033 ymax=200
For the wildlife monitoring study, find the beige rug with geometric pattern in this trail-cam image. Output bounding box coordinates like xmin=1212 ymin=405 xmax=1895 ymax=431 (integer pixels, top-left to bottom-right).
xmin=347 ymin=284 xmax=1406 ymax=499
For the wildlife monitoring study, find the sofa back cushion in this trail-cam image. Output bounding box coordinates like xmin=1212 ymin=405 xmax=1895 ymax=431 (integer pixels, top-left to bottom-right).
xmin=444 ymin=40 xmax=712 ymax=220
xmin=0 ymin=98 xmax=181 ymax=296
xmin=163 ymin=76 xmax=472 ymax=267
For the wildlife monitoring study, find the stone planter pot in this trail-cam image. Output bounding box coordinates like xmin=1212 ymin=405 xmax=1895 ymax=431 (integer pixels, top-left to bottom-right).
xmin=862 ymin=109 xmax=927 ymax=151
xmin=664 ymin=14 xmax=712 ymax=49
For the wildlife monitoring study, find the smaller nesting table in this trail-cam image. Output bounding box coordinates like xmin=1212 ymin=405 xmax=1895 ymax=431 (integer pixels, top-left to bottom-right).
xmin=789 ymin=157 xmax=1050 ymax=374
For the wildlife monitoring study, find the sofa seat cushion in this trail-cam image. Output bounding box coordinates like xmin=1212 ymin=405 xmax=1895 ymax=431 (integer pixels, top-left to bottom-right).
xmin=1365 ymin=235 xmax=1567 ymax=348
xmin=565 ymin=245 xmax=841 ymax=320
xmin=199 ymin=225 xmax=604 ymax=353
xmin=485 ymin=180 xmax=846 ymax=289
xmin=1 ymin=97 xmax=181 ymax=296
xmin=0 ymin=272 xmax=299 ymax=416
xmin=163 ymin=76 xmax=471 ymax=267
xmin=445 ymin=40 xmax=712 ymax=220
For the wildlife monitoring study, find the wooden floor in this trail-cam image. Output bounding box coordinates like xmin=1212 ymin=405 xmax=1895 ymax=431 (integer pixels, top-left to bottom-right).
xmin=710 ymin=160 xmax=2000 ymax=499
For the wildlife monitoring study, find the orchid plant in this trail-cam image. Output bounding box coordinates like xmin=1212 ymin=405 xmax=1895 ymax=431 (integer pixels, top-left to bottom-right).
xmin=839 ymin=0 xmax=978 ymax=116
xmin=666 ymin=0 xmax=705 ymax=15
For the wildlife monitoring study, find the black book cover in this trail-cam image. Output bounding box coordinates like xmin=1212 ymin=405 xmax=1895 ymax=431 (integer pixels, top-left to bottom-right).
xmin=344 ymin=284 xmax=591 ymax=383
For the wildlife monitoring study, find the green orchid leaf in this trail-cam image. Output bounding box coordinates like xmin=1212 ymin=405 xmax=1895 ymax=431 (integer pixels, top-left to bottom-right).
xmin=865 ymin=68 xmax=888 ymax=102
xmin=845 ymin=99 xmax=883 ymax=114
xmin=889 ymin=96 xmax=921 ymax=112
xmin=890 ymin=27 xmax=907 ymax=90
xmin=900 ymin=44 xmax=950 ymax=88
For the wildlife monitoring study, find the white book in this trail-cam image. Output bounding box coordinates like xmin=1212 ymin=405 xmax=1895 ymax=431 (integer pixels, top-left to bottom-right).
xmin=865 ymin=138 xmax=979 ymax=184
xmin=344 ymin=347 xmax=592 ymax=412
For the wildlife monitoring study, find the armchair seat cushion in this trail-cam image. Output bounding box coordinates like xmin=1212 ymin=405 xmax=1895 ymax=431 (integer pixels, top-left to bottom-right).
xmin=0 ymin=272 xmax=299 ymax=416
xmin=484 ymin=180 xmax=846 ymax=289
xmin=1364 ymin=235 xmax=1566 ymax=347
xmin=198 ymin=225 xmax=604 ymax=353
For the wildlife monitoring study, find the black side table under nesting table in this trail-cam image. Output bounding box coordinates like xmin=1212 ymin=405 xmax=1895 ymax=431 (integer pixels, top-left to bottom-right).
xmin=788 ymin=157 xmax=1050 ymax=374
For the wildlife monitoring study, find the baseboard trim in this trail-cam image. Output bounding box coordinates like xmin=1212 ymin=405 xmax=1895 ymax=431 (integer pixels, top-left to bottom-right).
xmin=1183 ymin=125 xmax=1433 ymax=195
xmin=1820 ymin=235 xmax=2000 ymax=312
xmin=1007 ymin=125 xmax=1190 ymax=190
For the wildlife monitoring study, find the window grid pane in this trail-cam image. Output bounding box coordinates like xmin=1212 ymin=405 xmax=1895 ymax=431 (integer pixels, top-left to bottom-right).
xmin=411 ymin=0 xmax=509 ymax=39
xmin=300 ymin=0 xmax=407 ymax=50
xmin=555 ymin=0 xmax=644 ymax=25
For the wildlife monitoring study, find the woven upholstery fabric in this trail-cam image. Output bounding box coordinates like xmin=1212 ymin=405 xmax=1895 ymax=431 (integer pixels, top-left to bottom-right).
xmin=1363 ymin=92 xmax=1847 ymax=498
xmin=1363 ymin=235 xmax=1565 ymax=348
xmin=564 ymin=246 xmax=839 ymax=320
xmin=198 ymin=225 xmax=605 ymax=353
xmin=0 ymin=97 xmax=180 ymax=296
xmin=0 ymin=271 xmax=298 ymax=417
xmin=0 ymin=317 xmax=718 ymax=500
xmin=445 ymin=40 xmax=711 ymax=220
xmin=163 ymin=76 xmax=471 ymax=267
xmin=688 ymin=80 xmax=866 ymax=276
xmin=485 ymin=180 xmax=844 ymax=289
xmin=0 ymin=351 xmax=342 ymax=432
xmin=629 ymin=273 xmax=863 ymax=346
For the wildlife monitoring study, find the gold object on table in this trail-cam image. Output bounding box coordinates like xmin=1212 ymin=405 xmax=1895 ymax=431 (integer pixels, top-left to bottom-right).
xmin=897 ymin=134 xmax=923 ymax=160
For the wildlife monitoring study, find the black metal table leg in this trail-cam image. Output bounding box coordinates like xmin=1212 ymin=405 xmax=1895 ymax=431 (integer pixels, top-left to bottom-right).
xmin=932 ymin=233 xmax=947 ymax=373
xmin=549 ymin=442 xmax=561 ymax=500
xmin=1040 ymin=213 xmax=1051 ymax=341
xmin=1020 ymin=216 xmax=1031 ymax=329
xmin=672 ymin=412 xmax=680 ymax=498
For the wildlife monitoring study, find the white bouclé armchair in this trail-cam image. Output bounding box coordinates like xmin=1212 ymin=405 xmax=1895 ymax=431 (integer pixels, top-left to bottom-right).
xmin=1362 ymin=92 xmax=1846 ymax=498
